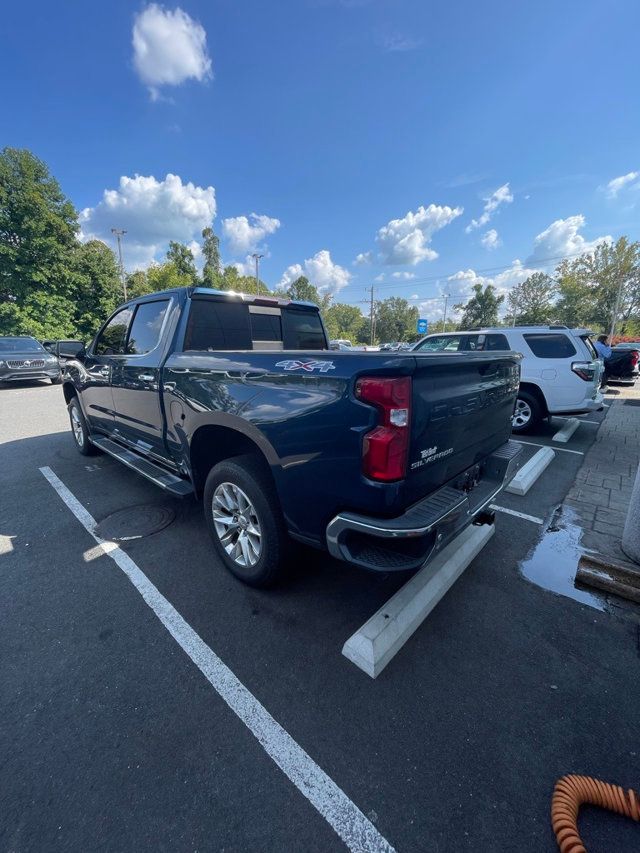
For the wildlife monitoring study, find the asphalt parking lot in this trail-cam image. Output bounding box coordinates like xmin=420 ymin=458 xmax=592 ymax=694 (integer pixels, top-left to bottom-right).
xmin=2 ymin=383 xmax=639 ymax=852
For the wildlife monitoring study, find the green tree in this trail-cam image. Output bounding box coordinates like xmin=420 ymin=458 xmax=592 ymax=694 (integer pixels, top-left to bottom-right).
xmin=166 ymin=241 xmax=196 ymax=280
xmin=323 ymin=303 xmax=366 ymax=342
xmin=276 ymin=275 xmax=331 ymax=309
xmin=71 ymin=240 xmax=122 ymax=339
xmin=574 ymin=237 xmax=640 ymax=333
xmin=0 ymin=291 xmax=75 ymax=339
xmin=507 ymin=272 xmax=556 ymax=325
xmin=374 ymin=297 xmax=419 ymax=343
xmin=126 ymin=269 xmax=154 ymax=300
xmin=146 ymin=260 xmax=193 ymax=292
xmin=0 ymin=147 xmax=78 ymax=305
xmin=455 ymin=283 xmax=504 ymax=329
xmin=201 ymin=226 xmax=221 ymax=288
xmin=552 ymin=258 xmax=588 ymax=327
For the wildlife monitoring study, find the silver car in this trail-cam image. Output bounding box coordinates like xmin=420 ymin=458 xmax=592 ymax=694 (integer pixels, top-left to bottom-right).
xmin=0 ymin=336 xmax=61 ymax=384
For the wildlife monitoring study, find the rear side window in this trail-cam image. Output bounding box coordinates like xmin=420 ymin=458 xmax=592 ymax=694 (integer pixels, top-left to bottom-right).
xmin=94 ymin=308 xmax=133 ymax=355
xmin=523 ymin=333 xmax=576 ymax=358
xmin=415 ymin=335 xmax=463 ymax=352
xmin=282 ymin=309 xmax=326 ymax=350
xmin=485 ymin=334 xmax=510 ymax=351
xmin=127 ymin=300 xmax=170 ymax=355
xmin=183 ymin=299 xmax=251 ymax=351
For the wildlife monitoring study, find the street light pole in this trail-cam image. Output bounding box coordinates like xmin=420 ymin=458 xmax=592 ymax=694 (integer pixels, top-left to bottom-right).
xmin=252 ymin=253 xmax=264 ymax=292
xmin=442 ymin=294 xmax=450 ymax=332
xmin=111 ymin=228 xmax=128 ymax=301
xmin=369 ymin=285 xmax=376 ymax=345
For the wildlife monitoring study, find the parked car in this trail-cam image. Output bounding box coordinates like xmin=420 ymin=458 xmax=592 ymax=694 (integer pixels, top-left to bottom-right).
xmin=606 ymin=341 xmax=640 ymax=383
xmin=413 ymin=326 xmax=604 ymax=433
xmin=61 ymin=287 xmax=522 ymax=586
xmin=0 ymin=336 xmax=62 ymax=385
xmin=329 ymin=339 xmax=352 ymax=349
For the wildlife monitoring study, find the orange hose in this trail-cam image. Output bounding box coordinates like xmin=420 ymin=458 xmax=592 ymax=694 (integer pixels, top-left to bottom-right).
xmin=551 ymin=774 xmax=640 ymax=852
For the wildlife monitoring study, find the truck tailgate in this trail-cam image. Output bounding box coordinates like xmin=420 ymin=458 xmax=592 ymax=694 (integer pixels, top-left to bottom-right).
xmin=404 ymin=352 xmax=521 ymax=505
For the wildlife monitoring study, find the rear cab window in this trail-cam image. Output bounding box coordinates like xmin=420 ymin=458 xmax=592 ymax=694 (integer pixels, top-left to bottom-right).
xmin=183 ymin=297 xmax=326 ymax=352
xmin=523 ymin=333 xmax=577 ymax=358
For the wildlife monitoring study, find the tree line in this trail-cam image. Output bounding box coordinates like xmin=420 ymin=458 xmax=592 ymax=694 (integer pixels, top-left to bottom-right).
xmin=2 ymin=147 xmax=638 ymax=345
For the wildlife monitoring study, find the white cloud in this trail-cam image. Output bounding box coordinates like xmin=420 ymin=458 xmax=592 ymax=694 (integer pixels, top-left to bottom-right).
xmin=132 ymin=4 xmax=212 ymax=100
xmin=481 ymin=229 xmax=500 ymax=250
xmin=221 ymin=213 xmax=281 ymax=254
xmin=374 ymin=274 xmax=385 ymax=283
xmin=606 ymin=171 xmax=640 ymax=198
xmin=380 ymin=34 xmax=422 ymax=52
xmin=466 ymin=183 xmax=513 ymax=232
xmin=376 ymin=204 xmax=463 ymax=265
xmin=80 ymin=172 xmax=216 ymax=269
xmin=392 ymin=271 xmax=416 ymax=280
xmin=528 ymin=214 xmax=611 ymax=265
xmin=353 ymin=251 xmax=373 ymax=266
xmin=278 ymin=250 xmax=351 ymax=296
xmin=409 ymin=293 xmax=420 ymax=300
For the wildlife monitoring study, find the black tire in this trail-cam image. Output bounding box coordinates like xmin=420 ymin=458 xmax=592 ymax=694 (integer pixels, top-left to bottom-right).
xmin=51 ymin=372 xmax=63 ymax=385
xmin=512 ymin=389 xmax=543 ymax=434
xmin=203 ymin=454 xmax=289 ymax=587
xmin=68 ymin=397 xmax=99 ymax=456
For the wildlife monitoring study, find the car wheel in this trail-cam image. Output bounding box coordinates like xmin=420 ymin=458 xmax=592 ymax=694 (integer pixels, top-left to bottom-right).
xmin=68 ymin=397 xmax=99 ymax=456
xmin=512 ymin=390 xmax=542 ymax=434
xmin=51 ymin=372 xmax=63 ymax=385
xmin=203 ymin=454 xmax=289 ymax=588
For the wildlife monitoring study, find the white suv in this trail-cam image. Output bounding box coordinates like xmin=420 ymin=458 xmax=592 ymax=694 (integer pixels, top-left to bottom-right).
xmin=413 ymin=326 xmax=604 ymax=433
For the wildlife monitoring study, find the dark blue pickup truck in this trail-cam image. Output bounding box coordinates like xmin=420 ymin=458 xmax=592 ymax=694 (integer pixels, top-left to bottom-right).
xmin=60 ymin=286 xmax=522 ymax=586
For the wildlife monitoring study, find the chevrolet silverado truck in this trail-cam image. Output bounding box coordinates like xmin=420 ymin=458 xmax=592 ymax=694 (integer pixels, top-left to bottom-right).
xmin=60 ymin=287 xmax=522 ymax=587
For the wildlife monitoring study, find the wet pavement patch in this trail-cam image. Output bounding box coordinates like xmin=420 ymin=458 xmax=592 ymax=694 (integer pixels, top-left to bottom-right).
xmin=95 ymin=505 xmax=176 ymax=541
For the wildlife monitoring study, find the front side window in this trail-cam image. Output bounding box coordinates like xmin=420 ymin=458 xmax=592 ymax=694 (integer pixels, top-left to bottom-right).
xmin=523 ymin=333 xmax=577 ymax=358
xmin=126 ymin=300 xmax=170 ymax=355
xmin=94 ymin=308 xmax=133 ymax=355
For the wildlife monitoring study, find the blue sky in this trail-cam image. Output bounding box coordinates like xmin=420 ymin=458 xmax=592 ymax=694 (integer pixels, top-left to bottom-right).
xmin=3 ymin=0 xmax=639 ymax=319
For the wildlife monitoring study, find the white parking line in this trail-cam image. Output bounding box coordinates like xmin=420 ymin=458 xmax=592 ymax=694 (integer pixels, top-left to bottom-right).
xmin=39 ymin=466 xmax=395 ymax=853
xmin=512 ymin=439 xmax=584 ymax=456
xmin=489 ymin=504 xmax=544 ymax=524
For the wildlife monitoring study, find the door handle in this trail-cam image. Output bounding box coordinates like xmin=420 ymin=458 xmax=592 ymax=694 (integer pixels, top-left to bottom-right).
xmin=95 ymin=366 xmax=110 ymax=377
xmin=139 ymin=374 xmax=155 ymax=382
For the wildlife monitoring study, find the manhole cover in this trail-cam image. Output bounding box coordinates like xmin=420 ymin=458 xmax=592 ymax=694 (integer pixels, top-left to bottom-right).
xmin=96 ymin=505 xmax=175 ymax=541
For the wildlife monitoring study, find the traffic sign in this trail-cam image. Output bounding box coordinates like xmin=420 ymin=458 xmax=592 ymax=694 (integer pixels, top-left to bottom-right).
xmin=417 ymin=318 xmax=428 ymax=335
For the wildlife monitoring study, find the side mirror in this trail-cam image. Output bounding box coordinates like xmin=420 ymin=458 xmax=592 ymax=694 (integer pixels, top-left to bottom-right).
xmin=58 ymin=340 xmax=86 ymax=359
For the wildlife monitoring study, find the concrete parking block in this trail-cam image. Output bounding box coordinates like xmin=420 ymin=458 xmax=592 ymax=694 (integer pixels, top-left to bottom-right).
xmin=505 ymin=446 xmax=555 ymax=496
xmin=342 ymin=522 xmax=494 ymax=679
xmin=552 ymin=417 xmax=580 ymax=443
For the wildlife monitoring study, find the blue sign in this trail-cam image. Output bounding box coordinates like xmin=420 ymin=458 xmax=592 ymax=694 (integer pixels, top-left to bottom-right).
xmin=417 ymin=318 xmax=428 ymax=335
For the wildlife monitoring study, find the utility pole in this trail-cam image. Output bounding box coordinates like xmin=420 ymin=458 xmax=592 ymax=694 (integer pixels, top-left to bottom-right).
xmin=442 ymin=294 xmax=450 ymax=332
xmin=369 ymin=285 xmax=376 ymax=345
xmin=111 ymin=228 xmax=128 ymax=301
xmin=252 ymin=253 xmax=264 ymax=292
xmin=609 ymin=273 xmax=626 ymax=341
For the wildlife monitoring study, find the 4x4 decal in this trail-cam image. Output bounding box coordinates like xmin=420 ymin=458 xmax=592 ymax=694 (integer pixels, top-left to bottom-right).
xmin=275 ymin=359 xmax=336 ymax=373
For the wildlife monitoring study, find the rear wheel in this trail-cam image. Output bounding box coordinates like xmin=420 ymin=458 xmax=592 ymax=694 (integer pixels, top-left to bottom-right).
xmin=512 ymin=390 xmax=543 ymax=434
xmin=203 ymin=454 xmax=289 ymax=587
xmin=68 ymin=397 xmax=99 ymax=456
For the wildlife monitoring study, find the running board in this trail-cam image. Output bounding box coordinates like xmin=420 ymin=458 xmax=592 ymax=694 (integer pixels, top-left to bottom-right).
xmin=91 ymin=437 xmax=194 ymax=496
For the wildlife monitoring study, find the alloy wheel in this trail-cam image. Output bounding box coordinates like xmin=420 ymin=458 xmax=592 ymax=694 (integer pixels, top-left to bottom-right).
xmin=512 ymin=398 xmax=532 ymax=429
xmin=212 ymin=482 xmax=262 ymax=567
xmin=70 ymin=406 xmax=84 ymax=448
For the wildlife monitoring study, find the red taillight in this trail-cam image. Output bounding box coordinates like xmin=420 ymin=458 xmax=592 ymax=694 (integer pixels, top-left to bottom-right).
xmin=355 ymin=376 xmax=411 ymax=481
xmin=631 ymin=351 xmax=639 ymax=367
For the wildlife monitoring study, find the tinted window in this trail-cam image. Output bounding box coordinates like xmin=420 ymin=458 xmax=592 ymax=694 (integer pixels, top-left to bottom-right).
xmin=0 ymin=337 xmax=45 ymax=353
xmin=126 ymin=300 xmax=170 ymax=355
xmin=582 ymin=336 xmax=598 ymax=358
xmin=523 ymin=333 xmax=576 ymax=358
xmin=485 ymin=334 xmax=510 ymax=351
xmin=282 ymin=309 xmax=326 ymax=350
xmin=94 ymin=308 xmax=133 ymax=355
xmin=183 ymin=299 xmax=251 ymax=351
xmin=250 ymin=311 xmax=282 ymax=342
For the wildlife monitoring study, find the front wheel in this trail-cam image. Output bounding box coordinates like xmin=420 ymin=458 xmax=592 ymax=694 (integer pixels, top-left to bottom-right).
xmin=512 ymin=391 xmax=543 ymax=434
xmin=68 ymin=397 xmax=99 ymax=456
xmin=203 ymin=454 xmax=290 ymax=587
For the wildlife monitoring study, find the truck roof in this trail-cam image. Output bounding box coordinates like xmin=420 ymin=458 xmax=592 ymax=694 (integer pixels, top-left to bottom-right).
xmin=130 ymin=286 xmax=319 ymax=310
